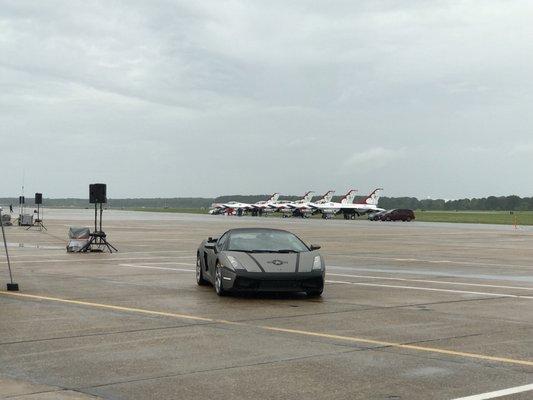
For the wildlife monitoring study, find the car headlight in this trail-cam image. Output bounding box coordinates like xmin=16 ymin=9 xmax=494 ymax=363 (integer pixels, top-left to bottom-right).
xmin=312 ymin=255 xmax=322 ymax=270
xmin=227 ymin=255 xmax=244 ymax=270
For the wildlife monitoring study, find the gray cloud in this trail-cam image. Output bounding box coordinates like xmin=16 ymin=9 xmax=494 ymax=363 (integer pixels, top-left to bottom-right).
xmin=1 ymin=0 xmax=532 ymax=198
xmin=344 ymin=147 xmax=407 ymax=171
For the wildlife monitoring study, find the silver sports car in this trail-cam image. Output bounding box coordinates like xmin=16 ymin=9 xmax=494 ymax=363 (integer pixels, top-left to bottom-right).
xmin=196 ymin=228 xmax=325 ymax=296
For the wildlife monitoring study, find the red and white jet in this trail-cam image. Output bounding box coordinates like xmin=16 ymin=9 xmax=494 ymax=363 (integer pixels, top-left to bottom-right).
xmin=251 ymin=193 xmax=282 ymax=215
xmin=209 ymin=193 xmax=280 ymax=215
xmin=278 ymin=190 xmax=335 ymax=217
xmin=311 ymin=188 xmax=384 ymax=219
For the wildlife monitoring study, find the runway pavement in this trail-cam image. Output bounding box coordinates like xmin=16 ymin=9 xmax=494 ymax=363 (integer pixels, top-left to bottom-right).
xmin=0 ymin=209 xmax=532 ymax=399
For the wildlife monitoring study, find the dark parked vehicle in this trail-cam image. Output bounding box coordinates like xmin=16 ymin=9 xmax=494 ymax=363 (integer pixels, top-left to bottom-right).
xmin=196 ymin=228 xmax=325 ymax=296
xmin=379 ymin=209 xmax=415 ymax=222
xmin=368 ymin=210 xmax=387 ymax=221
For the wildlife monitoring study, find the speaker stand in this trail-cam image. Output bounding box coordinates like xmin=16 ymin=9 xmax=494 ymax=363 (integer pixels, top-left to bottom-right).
xmin=81 ymin=231 xmax=118 ymax=253
xmin=26 ymin=219 xmax=47 ymax=231
xmin=26 ymin=205 xmax=47 ymax=231
xmin=79 ymin=203 xmax=118 ymax=253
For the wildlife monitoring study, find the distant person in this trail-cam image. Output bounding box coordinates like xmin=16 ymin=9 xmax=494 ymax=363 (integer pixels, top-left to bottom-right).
xmin=9 ymin=204 xmax=13 ymax=213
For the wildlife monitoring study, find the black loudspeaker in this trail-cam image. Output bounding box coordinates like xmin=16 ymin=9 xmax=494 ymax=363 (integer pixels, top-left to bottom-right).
xmin=35 ymin=193 xmax=43 ymax=205
xmin=19 ymin=196 xmax=25 ymax=204
xmin=89 ymin=184 xmax=107 ymax=204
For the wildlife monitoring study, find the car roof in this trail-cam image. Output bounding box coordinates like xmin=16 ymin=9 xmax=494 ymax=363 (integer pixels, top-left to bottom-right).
xmin=225 ymin=228 xmax=293 ymax=235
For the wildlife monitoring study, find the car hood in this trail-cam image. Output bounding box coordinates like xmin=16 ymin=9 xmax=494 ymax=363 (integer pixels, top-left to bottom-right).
xmin=225 ymin=251 xmax=320 ymax=273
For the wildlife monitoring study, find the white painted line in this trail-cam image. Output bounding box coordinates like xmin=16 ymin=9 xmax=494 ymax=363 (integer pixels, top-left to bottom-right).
xmin=122 ymin=260 xmax=194 ymax=266
xmin=336 ymin=256 xmax=533 ymax=270
xmin=327 ymin=273 xmax=533 ymax=291
xmin=451 ymin=383 xmax=533 ymax=400
xmin=5 ymin=250 xmax=192 ymax=259
xmin=119 ymin=264 xmax=194 ymax=272
xmin=100 ymin=250 xmax=191 ymax=255
xmin=9 ymin=253 xmax=196 ymax=263
xmin=115 ymin=239 xmax=197 ymax=242
xmin=110 ymin=265 xmax=533 ymax=299
xmin=325 ymin=280 xmax=533 ymax=300
xmin=0 ymin=256 xmax=187 ymax=265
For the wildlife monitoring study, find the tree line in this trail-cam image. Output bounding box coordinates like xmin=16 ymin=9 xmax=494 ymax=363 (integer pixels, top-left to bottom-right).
xmin=1 ymin=195 xmax=532 ymax=211
xmin=378 ymin=195 xmax=533 ymax=211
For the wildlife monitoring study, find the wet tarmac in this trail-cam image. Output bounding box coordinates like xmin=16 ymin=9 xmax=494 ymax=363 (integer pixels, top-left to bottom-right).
xmin=0 ymin=209 xmax=532 ymax=399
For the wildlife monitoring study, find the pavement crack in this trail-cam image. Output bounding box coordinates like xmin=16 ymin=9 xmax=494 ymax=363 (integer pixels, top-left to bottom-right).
xmin=0 ymin=323 xmax=211 ymax=347
xmin=230 ymin=296 xmax=504 ymax=324
xmin=78 ymin=347 xmax=367 ymax=392
xmin=401 ymin=332 xmax=485 ymax=347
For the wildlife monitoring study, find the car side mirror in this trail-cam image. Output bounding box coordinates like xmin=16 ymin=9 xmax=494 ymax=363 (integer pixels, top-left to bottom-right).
xmin=208 ymin=237 xmax=218 ymax=243
xmin=309 ymin=244 xmax=321 ymax=251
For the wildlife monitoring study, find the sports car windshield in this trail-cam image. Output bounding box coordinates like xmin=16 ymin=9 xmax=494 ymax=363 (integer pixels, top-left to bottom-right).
xmin=227 ymin=231 xmax=309 ymax=253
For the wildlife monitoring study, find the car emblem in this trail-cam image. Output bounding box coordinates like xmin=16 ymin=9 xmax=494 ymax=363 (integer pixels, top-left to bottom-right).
xmin=268 ymin=259 xmax=287 ymax=266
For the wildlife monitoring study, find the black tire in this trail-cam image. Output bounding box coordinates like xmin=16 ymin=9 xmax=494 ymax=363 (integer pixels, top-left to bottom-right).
xmin=406 ymin=217 xmax=412 ymax=222
xmin=214 ymin=262 xmax=226 ymax=296
xmin=196 ymin=254 xmax=208 ymax=286
xmin=306 ymin=288 xmax=323 ymax=297
xmin=306 ymin=279 xmax=324 ymax=297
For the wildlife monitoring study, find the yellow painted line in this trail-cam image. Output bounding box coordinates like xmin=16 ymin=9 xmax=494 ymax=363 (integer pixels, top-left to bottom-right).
xmin=258 ymin=326 xmax=533 ymax=367
xmin=1 ymin=291 xmax=532 ymax=367
xmin=0 ymin=291 xmax=214 ymax=323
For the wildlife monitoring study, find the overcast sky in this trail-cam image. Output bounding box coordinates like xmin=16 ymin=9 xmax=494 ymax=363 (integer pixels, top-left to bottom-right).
xmin=1 ymin=0 xmax=532 ymax=199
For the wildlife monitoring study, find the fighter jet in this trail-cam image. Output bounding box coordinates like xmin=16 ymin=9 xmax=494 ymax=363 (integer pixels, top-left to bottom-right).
xmin=249 ymin=193 xmax=281 ymax=216
xmin=276 ymin=191 xmax=315 ymax=217
xmin=340 ymin=188 xmax=384 ymax=219
xmin=311 ymin=188 xmax=384 ymax=219
xmin=279 ymin=190 xmax=335 ymax=218
xmin=209 ymin=193 xmax=280 ymax=216
xmin=310 ymin=190 xmax=357 ymax=218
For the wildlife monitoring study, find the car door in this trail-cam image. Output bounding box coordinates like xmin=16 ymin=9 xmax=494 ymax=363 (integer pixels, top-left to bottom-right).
xmin=205 ymin=232 xmax=229 ymax=281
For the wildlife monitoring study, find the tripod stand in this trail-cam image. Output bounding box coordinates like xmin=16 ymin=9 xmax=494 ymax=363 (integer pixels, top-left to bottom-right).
xmin=1 ymin=208 xmax=19 ymax=291
xmin=26 ymin=204 xmax=47 ymax=231
xmin=80 ymin=203 xmax=118 ymax=253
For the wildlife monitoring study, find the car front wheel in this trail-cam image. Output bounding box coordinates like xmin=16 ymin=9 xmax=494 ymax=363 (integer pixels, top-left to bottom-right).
xmin=214 ymin=262 xmax=226 ymax=296
xmin=196 ymin=254 xmax=208 ymax=286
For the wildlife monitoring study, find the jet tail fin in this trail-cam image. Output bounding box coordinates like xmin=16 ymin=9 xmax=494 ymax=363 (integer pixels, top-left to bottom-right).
xmin=301 ymin=191 xmax=314 ymax=202
xmin=268 ymin=193 xmax=280 ymax=202
xmin=357 ymin=188 xmax=383 ymax=205
xmin=340 ymin=189 xmax=358 ymax=204
xmin=318 ymin=190 xmax=335 ymax=203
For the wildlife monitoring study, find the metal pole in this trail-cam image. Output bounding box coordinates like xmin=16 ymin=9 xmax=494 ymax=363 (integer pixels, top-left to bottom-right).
xmin=99 ymin=203 xmax=103 ymax=232
xmin=0 ymin=208 xmax=15 ymax=284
